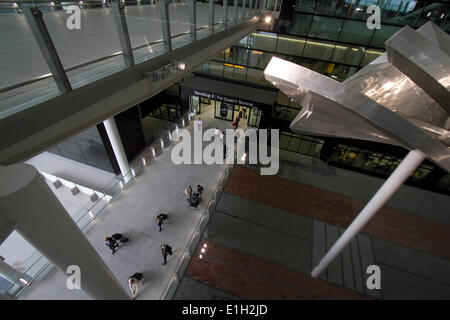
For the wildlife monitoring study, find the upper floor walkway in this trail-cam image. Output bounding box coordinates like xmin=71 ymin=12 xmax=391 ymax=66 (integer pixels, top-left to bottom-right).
xmin=0 ymin=0 xmax=276 ymax=165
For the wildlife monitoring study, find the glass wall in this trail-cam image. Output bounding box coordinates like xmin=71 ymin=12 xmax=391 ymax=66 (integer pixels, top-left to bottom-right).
xmin=48 ymin=125 xmax=116 ymax=173
xmin=195 ymin=31 xmax=383 ymax=86
xmin=279 ymin=131 xmax=325 ymax=158
xmin=329 ymin=143 xmax=437 ymax=183
xmin=294 ymin=0 xmax=450 ymax=33
xmin=149 ymin=103 xmax=182 ymax=122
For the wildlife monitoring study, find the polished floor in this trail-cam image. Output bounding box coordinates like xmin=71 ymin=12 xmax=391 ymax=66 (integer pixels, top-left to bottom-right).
xmin=175 ymin=162 xmax=450 ymax=300
xmin=20 ymin=102 xmax=233 ymax=299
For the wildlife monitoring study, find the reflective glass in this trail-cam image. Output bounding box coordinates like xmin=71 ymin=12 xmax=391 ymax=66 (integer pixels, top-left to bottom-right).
xmin=245 ymin=68 xmax=264 ymax=84
xmin=360 ymin=49 xmax=383 ymax=66
xmin=308 ymin=16 xmax=344 ymax=41
xmin=275 ymin=36 xmax=306 ymax=56
xmin=295 ymin=0 xmax=316 ymax=13
xmin=290 ymin=13 xmax=313 ymax=36
xmin=249 ymin=33 xmax=278 ymax=51
xmin=369 ymin=25 xmax=401 ymax=48
xmin=332 ymin=45 xmax=365 ymax=65
xmin=303 ymin=40 xmax=335 ymax=60
xmin=338 ymin=20 xmax=374 ymax=45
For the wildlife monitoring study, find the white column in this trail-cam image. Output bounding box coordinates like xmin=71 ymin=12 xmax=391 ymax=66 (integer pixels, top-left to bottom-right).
xmin=103 ymin=117 xmax=132 ymax=184
xmin=0 ymin=164 xmax=130 ymax=299
xmin=311 ymin=149 xmax=426 ymax=278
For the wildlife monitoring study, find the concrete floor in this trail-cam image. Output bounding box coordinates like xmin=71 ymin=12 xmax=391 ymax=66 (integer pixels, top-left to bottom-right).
xmin=20 ymin=102 xmax=235 ymax=300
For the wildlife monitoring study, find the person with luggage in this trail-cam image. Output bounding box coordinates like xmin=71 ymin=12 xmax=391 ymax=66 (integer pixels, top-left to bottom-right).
xmin=128 ymin=272 xmax=144 ymax=299
xmin=111 ymin=233 xmax=129 ymax=243
xmin=161 ymin=244 xmax=172 ymax=265
xmin=104 ymin=236 xmax=119 ymax=254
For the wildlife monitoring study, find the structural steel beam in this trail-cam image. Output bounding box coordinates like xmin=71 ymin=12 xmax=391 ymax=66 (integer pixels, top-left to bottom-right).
xmin=0 ymin=20 xmax=262 ymax=165
xmin=22 ymin=6 xmax=72 ymax=93
xmin=111 ymin=0 xmax=135 ymax=67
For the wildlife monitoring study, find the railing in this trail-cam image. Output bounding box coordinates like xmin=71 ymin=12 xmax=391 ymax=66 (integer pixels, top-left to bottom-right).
xmin=0 ymin=0 xmax=268 ymax=119
xmin=0 ymin=162 xmax=145 ymax=300
xmin=0 ymin=108 xmax=194 ymax=300
xmin=159 ymin=162 xmax=234 ymax=300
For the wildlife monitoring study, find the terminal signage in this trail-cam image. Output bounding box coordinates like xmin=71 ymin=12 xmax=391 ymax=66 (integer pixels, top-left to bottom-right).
xmin=193 ymin=90 xmax=256 ymax=108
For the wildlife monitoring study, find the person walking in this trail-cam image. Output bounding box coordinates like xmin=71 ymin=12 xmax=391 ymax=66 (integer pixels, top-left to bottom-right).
xmin=161 ymin=244 xmax=172 ymax=265
xmin=128 ymin=272 xmax=143 ymax=300
xmin=156 ymin=215 xmax=164 ymax=232
xmin=196 ymin=117 xmax=202 ymax=131
xmin=104 ymin=237 xmax=118 ymax=254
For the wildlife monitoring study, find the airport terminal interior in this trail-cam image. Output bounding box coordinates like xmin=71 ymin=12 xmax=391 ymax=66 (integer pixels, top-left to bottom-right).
xmin=0 ymin=0 xmax=449 ymax=300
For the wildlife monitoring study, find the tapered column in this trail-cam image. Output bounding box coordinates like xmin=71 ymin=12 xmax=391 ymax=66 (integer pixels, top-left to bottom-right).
xmin=0 ymin=164 xmax=130 ymax=300
xmin=233 ymin=0 xmax=238 ymax=24
xmin=111 ymin=0 xmax=135 ymax=67
xmin=159 ymin=0 xmax=172 ymax=51
xmin=189 ymin=0 xmax=197 ymax=41
xmin=222 ymin=0 xmax=228 ymax=26
xmin=249 ymin=0 xmax=254 ymax=16
xmin=311 ymin=149 xmax=426 ymax=278
xmin=243 ymin=0 xmax=247 ymax=17
xmin=209 ymin=0 xmax=215 ymax=33
xmin=103 ymin=117 xmax=132 ymax=184
xmin=23 ymin=6 xmax=71 ymax=93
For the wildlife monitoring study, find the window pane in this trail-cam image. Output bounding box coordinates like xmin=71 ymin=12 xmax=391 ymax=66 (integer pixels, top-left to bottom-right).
xmin=288 ymin=137 xmax=301 ymax=152
xmin=303 ymin=40 xmax=335 ymax=60
xmin=275 ymin=36 xmax=306 ymax=56
xmin=314 ymin=0 xmax=338 ymax=15
xmin=295 ymin=0 xmax=316 ymax=13
xmin=361 ymin=49 xmax=383 ymax=66
xmin=298 ymin=139 xmax=312 ymax=154
xmin=203 ymin=61 xmax=223 ymax=78
xmin=332 ymin=45 xmax=365 ymax=66
xmin=308 ymin=16 xmax=344 ymax=41
xmin=301 ymin=59 xmax=328 ymax=74
xmin=290 ymin=13 xmax=313 ymax=36
xmin=339 ymin=20 xmax=374 ymax=45
xmin=224 ymin=64 xmax=246 ymax=81
xmin=249 ymin=33 xmax=278 ymax=51
xmin=246 ymin=68 xmax=263 ymax=84
xmin=279 ymin=134 xmax=290 ymax=149
xmin=309 ymin=140 xmax=324 ymax=157
xmin=369 ymin=25 xmax=401 ymax=48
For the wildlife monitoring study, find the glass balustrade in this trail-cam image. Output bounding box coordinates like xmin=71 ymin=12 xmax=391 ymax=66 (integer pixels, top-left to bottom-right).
xmin=0 ymin=0 xmax=257 ymax=121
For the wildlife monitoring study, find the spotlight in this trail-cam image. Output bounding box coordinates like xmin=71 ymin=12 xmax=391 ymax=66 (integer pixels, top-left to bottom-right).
xmin=19 ymin=278 xmax=29 ymax=285
xmin=201 ymin=248 xmax=206 ymax=253
xmin=264 ymin=16 xmax=272 ymax=23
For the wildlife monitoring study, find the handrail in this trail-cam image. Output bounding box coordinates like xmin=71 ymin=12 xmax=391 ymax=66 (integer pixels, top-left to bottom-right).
xmin=159 ymin=162 xmax=234 ymax=300
xmin=0 ymin=22 xmax=222 ymax=94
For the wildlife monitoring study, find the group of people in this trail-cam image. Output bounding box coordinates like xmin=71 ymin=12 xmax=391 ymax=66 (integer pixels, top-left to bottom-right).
xmin=185 ymin=184 xmax=204 ymax=208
